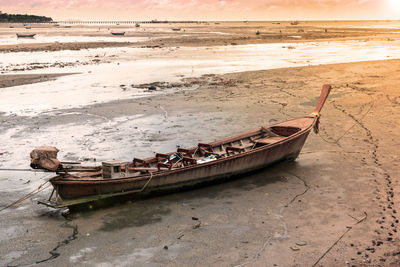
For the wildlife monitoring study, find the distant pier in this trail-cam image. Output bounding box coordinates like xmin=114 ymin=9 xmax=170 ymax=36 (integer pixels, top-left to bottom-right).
xmin=54 ymin=20 xmax=202 ymax=25
xmin=0 ymin=20 xmax=210 ymax=25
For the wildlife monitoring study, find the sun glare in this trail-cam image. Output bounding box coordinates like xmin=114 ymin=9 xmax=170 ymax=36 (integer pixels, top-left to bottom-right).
xmin=388 ymin=0 xmax=400 ymax=10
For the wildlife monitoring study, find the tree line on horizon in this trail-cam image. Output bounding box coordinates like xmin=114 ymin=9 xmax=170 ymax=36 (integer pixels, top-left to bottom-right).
xmin=0 ymin=13 xmax=53 ymax=23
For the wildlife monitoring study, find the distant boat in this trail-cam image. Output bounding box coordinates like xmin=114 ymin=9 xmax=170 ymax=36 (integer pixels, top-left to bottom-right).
xmin=111 ymin=32 xmax=125 ymax=36
xmin=135 ymin=23 xmax=140 ymax=27
xmin=172 ymin=28 xmax=181 ymax=31
xmin=16 ymin=33 xmax=36 ymax=38
xmin=291 ymin=21 xmax=299 ymax=25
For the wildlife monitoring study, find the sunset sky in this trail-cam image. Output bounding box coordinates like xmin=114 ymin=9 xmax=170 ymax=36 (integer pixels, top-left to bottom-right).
xmin=0 ymin=0 xmax=400 ymax=21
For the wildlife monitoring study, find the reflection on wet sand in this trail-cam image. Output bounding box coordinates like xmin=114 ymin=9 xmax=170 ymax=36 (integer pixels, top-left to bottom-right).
xmin=1 ymin=40 xmax=400 ymax=115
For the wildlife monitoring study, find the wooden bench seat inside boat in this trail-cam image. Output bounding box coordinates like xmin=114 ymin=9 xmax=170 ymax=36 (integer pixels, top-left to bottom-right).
xmin=254 ymin=136 xmax=287 ymax=145
xmin=269 ymin=126 xmax=301 ymax=137
xmin=198 ymin=143 xmax=214 ymax=156
xmin=128 ymin=166 xmax=179 ymax=173
xmin=182 ymin=157 xmax=197 ymax=166
xmin=177 ymin=148 xmax=195 ymax=157
xmin=156 ymin=153 xmax=172 ymax=163
xmin=133 ymin=157 xmax=156 ymax=167
xmin=225 ymin=146 xmax=244 ymax=156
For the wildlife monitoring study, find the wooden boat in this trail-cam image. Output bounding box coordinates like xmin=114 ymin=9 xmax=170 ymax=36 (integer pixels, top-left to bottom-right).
xmin=16 ymin=33 xmax=36 ymax=38
xmin=111 ymin=32 xmax=125 ymax=36
xmin=35 ymin=85 xmax=331 ymax=209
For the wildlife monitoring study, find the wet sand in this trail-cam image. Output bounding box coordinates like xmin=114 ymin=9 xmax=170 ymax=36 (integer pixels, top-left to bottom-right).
xmin=0 ymin=73 xmax=75 ymax=88
xmin=1 ymin=22 xmax=400 ymax=266
xmin=1 ymin=59 xmax=400 ymax=266
xmin=0 ymin=41 xmax=134 ymax=53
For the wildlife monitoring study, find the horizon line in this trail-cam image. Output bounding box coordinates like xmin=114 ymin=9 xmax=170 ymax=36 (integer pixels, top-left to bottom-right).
xmin=34 ymin=19 xmax=400 ymax=22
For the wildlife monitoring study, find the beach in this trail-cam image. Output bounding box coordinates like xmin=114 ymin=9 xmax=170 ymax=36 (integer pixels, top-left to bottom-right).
xmin=1 ymin=21 xmax=400 ymax=266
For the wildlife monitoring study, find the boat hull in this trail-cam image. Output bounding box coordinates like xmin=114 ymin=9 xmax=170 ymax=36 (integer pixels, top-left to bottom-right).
xmin=41 ymin=84 xmax=332 ymax=209
xmin=51 ymin=127 xmax=311 ymax=201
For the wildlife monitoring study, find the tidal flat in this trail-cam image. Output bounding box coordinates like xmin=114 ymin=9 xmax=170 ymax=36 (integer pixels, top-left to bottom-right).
xmin=1 ymin=21 xmax=400 ymax=266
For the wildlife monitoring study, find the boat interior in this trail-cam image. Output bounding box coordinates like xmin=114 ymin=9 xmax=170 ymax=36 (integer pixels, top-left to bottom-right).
xmin=58 ymin=124 xmax=304 ymax=180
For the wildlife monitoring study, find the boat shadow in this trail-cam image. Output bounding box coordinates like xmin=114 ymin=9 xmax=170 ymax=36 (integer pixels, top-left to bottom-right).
xmin=69 ymin=159 xmax=309 ymax=231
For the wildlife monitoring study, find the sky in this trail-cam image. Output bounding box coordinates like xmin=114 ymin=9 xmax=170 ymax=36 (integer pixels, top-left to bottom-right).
xmin=0 ymin=0 xmax=399 ymax=21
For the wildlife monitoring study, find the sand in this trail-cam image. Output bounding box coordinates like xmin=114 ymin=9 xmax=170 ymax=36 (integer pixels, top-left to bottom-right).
xmin=1 ymin=22 xmax=400 ymax=266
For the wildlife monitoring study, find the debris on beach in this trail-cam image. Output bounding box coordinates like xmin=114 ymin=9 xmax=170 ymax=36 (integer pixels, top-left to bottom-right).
xmin=282 ymin=45 xmax=296 ymax=49
xmin=296 ymin=241 xmax=307 ymax=246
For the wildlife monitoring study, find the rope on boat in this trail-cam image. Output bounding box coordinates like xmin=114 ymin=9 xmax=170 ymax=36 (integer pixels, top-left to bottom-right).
xmin=0 ymin=168 xmax=50 ymax=172
xmin=0 ymin=181 xmax=51 ymax=213
xmin=311 ymin=111 xmax=321 ymax=134
xmin=135 ymin=172 xmax=154 ymax=193
xmin=140 ymin=172 xmax=154 ymax=192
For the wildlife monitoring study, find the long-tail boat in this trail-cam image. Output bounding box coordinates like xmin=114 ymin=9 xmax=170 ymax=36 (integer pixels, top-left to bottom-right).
xmin=33 ymin=84 xmax=331 ymax=209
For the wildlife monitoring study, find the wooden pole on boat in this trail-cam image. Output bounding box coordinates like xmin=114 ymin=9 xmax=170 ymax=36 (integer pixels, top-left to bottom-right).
xmin=311 ymin=84 xmax=331 ymax=134
xmin=313 ymin=84 xmax=332 ymax=114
